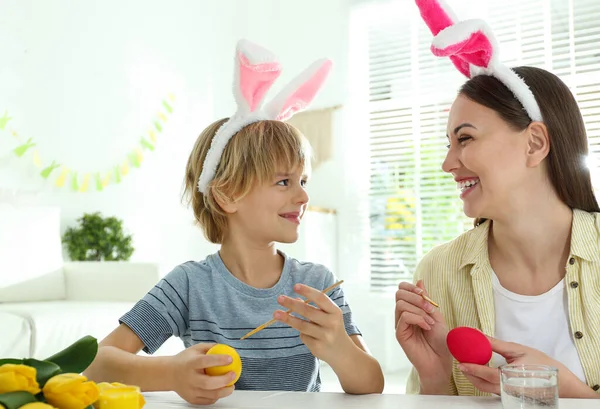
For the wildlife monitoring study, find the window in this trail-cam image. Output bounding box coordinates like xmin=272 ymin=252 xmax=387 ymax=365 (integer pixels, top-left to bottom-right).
xmin=360 ymin=0 xmax=600 ymax=292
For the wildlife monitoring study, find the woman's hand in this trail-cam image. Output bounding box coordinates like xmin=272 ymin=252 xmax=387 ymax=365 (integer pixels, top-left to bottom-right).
xmin=459 ymin=337 xmax=599 ymax=399
xmin=274 ymin=283 xmax=354 ymax=364
xmin=395 ymin=280 xmax=452 ymax=394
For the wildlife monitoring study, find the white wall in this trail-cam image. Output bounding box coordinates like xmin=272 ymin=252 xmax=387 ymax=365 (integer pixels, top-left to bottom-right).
xmin=0 ymin=0 xmax=352 ymax=267
xmin=0 ymin=0 xmax=229 ymax=268
xmin=0 ymin=0 xmax=410 ymax=374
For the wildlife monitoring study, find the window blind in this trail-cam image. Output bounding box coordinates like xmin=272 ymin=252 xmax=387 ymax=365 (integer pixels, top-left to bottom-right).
xmin=361 ymin=0 xmax=600 ymax=292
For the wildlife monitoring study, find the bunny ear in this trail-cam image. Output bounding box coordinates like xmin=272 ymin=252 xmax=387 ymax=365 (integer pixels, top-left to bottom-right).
xmin=415 ymin=0 xmax=459 ymax=35
xmin=448 ymin=56 xmax=472 ymax=78
xmin=264 ymin=59 xmax=332 ymax=121
xmin=234 ymin=39 xmax=282 ymax=115
xmin=415 ymin=0 xmax=543 ymax=122
xmin=431 ymin=19 xmax=497 ymax=77
xmin=415 ymin=0 xmax=495 ymax=77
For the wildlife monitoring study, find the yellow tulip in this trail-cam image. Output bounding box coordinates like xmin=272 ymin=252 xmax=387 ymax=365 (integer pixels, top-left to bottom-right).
xmin=97 ymin=382 xmax=128 ymax=390
xmin=43 ymin=373 xmax=100 ymax=409
xmin=20 ymin=403 xmax=57 ymax=409
xmin=94 ymin=382 xmax=145 ymax=409
xmin=0 ymin=364 xmax=41 ymax=394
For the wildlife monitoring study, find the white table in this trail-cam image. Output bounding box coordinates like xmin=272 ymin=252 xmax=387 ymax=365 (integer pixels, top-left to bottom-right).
xmin=143 ymin=391 xmax=599 ymax=408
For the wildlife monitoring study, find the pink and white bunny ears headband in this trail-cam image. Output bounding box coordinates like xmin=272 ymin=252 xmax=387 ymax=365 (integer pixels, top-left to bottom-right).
xmin=197 ymin=39 xmax=332 ymax=194
xmin=415 ymin=0 xmax=543 ymax=122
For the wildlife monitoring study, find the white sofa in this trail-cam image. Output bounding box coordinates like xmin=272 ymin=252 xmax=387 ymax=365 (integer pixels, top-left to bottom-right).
xmin=0 ymin=204 xmax=339 ymax=361
xmin=0 ymin=205 xmax=184 ymax=360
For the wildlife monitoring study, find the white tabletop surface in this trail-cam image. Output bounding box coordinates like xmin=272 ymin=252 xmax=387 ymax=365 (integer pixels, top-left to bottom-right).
xmin=143 ymin=390 xmax=599 ymax=408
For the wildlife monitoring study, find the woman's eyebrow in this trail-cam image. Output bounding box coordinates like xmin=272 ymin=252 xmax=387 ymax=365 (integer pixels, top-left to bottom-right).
xmin=446 ymin=123 xmax=477 ymax=138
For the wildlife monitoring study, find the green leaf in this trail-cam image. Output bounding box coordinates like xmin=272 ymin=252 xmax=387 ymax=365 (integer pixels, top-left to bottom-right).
xmin=0 ymin=359 xmax=24 ymax=366
xmin=45 ymin=335 xmax=98 ymax=374
xmin=0 ymin=391 xmax=38 ymax=409
xmin=22 ymin=358 xmax=61 ymax=387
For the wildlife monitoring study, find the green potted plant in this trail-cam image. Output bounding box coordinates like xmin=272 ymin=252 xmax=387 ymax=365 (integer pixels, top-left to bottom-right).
xmin=62 ymin=212 xmax=134 ymax=261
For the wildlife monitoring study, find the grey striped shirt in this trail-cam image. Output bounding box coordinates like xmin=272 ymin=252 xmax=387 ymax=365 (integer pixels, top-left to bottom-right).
xmin=119 ymin=251 xmax=361 ymax=392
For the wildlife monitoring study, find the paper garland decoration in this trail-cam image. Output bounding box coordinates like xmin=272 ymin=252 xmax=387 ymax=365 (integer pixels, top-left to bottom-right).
xmin=0 ymin=111 xmax=12 ymax=130
xmin=1 ymin=95 xmax=175 ymax=192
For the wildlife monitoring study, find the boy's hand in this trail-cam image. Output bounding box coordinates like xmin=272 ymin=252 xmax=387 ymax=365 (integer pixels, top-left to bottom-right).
xmin=274 ymin=283 xmax=353 ymax=364
xmin=169 ymin=343 xmax=236 ymax=405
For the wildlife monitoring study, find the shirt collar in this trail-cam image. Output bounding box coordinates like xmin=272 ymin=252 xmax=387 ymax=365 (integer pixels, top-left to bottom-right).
xmin=459 ymin=209 xmax=600 ymax=272
xmin=459 ymin=220 xmax=490 ymax=273
xmin=570 ymin=209 xmax=600 ymax=262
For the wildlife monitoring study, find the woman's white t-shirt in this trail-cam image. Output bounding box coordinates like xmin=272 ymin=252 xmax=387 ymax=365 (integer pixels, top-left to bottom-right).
xmin=492 ymin=273 xmax=586 ymax=382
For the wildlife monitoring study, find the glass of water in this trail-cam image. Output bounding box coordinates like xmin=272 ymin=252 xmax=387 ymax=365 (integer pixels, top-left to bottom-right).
xmin=500 ymin=364 xmax=559 ymax=409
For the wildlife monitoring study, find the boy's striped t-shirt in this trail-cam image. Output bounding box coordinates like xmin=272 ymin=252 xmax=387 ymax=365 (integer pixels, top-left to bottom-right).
xmin=119 ymin=251 xmax=361 ymax=392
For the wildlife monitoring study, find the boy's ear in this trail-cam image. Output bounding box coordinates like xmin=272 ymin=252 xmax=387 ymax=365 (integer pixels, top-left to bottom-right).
xmin=211 ymin=186 xmax=238 ymax=214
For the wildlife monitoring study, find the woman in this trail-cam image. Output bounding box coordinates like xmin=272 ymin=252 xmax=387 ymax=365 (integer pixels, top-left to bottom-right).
xmin=395 ymin=1 xmax=600 ymax=399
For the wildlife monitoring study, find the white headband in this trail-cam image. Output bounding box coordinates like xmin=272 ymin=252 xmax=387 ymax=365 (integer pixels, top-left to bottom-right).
xmin=416 ymin=0 xmax=543 ymax=122
xmin=197 ymin=39 xmax=332 ymax=193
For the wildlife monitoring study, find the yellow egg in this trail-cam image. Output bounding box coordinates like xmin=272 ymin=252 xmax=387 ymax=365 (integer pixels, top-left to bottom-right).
xmin=205 ymin=344 xmax=242 ymax=386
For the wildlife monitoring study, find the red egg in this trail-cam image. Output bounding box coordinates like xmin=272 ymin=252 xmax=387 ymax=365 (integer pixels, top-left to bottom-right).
xmin=446 ymin=327 xmax=492 ymax=365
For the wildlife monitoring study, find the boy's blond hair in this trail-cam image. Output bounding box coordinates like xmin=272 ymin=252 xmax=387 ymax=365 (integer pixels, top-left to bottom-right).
xmin=184 ymin=119 xmax=311 ymax=244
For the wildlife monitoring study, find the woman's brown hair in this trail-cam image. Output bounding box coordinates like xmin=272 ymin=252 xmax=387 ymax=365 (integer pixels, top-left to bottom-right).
xmin=459 ymin=66 xmax=600 ymax=226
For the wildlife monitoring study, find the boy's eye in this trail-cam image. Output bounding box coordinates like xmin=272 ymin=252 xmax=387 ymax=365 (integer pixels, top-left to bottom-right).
xmin=301 ymin=179 xmax=308 ymax=187
xmin=276 ymin=179 xmax=289 ymax=186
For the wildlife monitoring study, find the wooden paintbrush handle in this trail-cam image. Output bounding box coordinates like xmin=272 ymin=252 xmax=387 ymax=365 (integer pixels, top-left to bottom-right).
xmin=240 ymin=280 xmax=344 ymax=340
